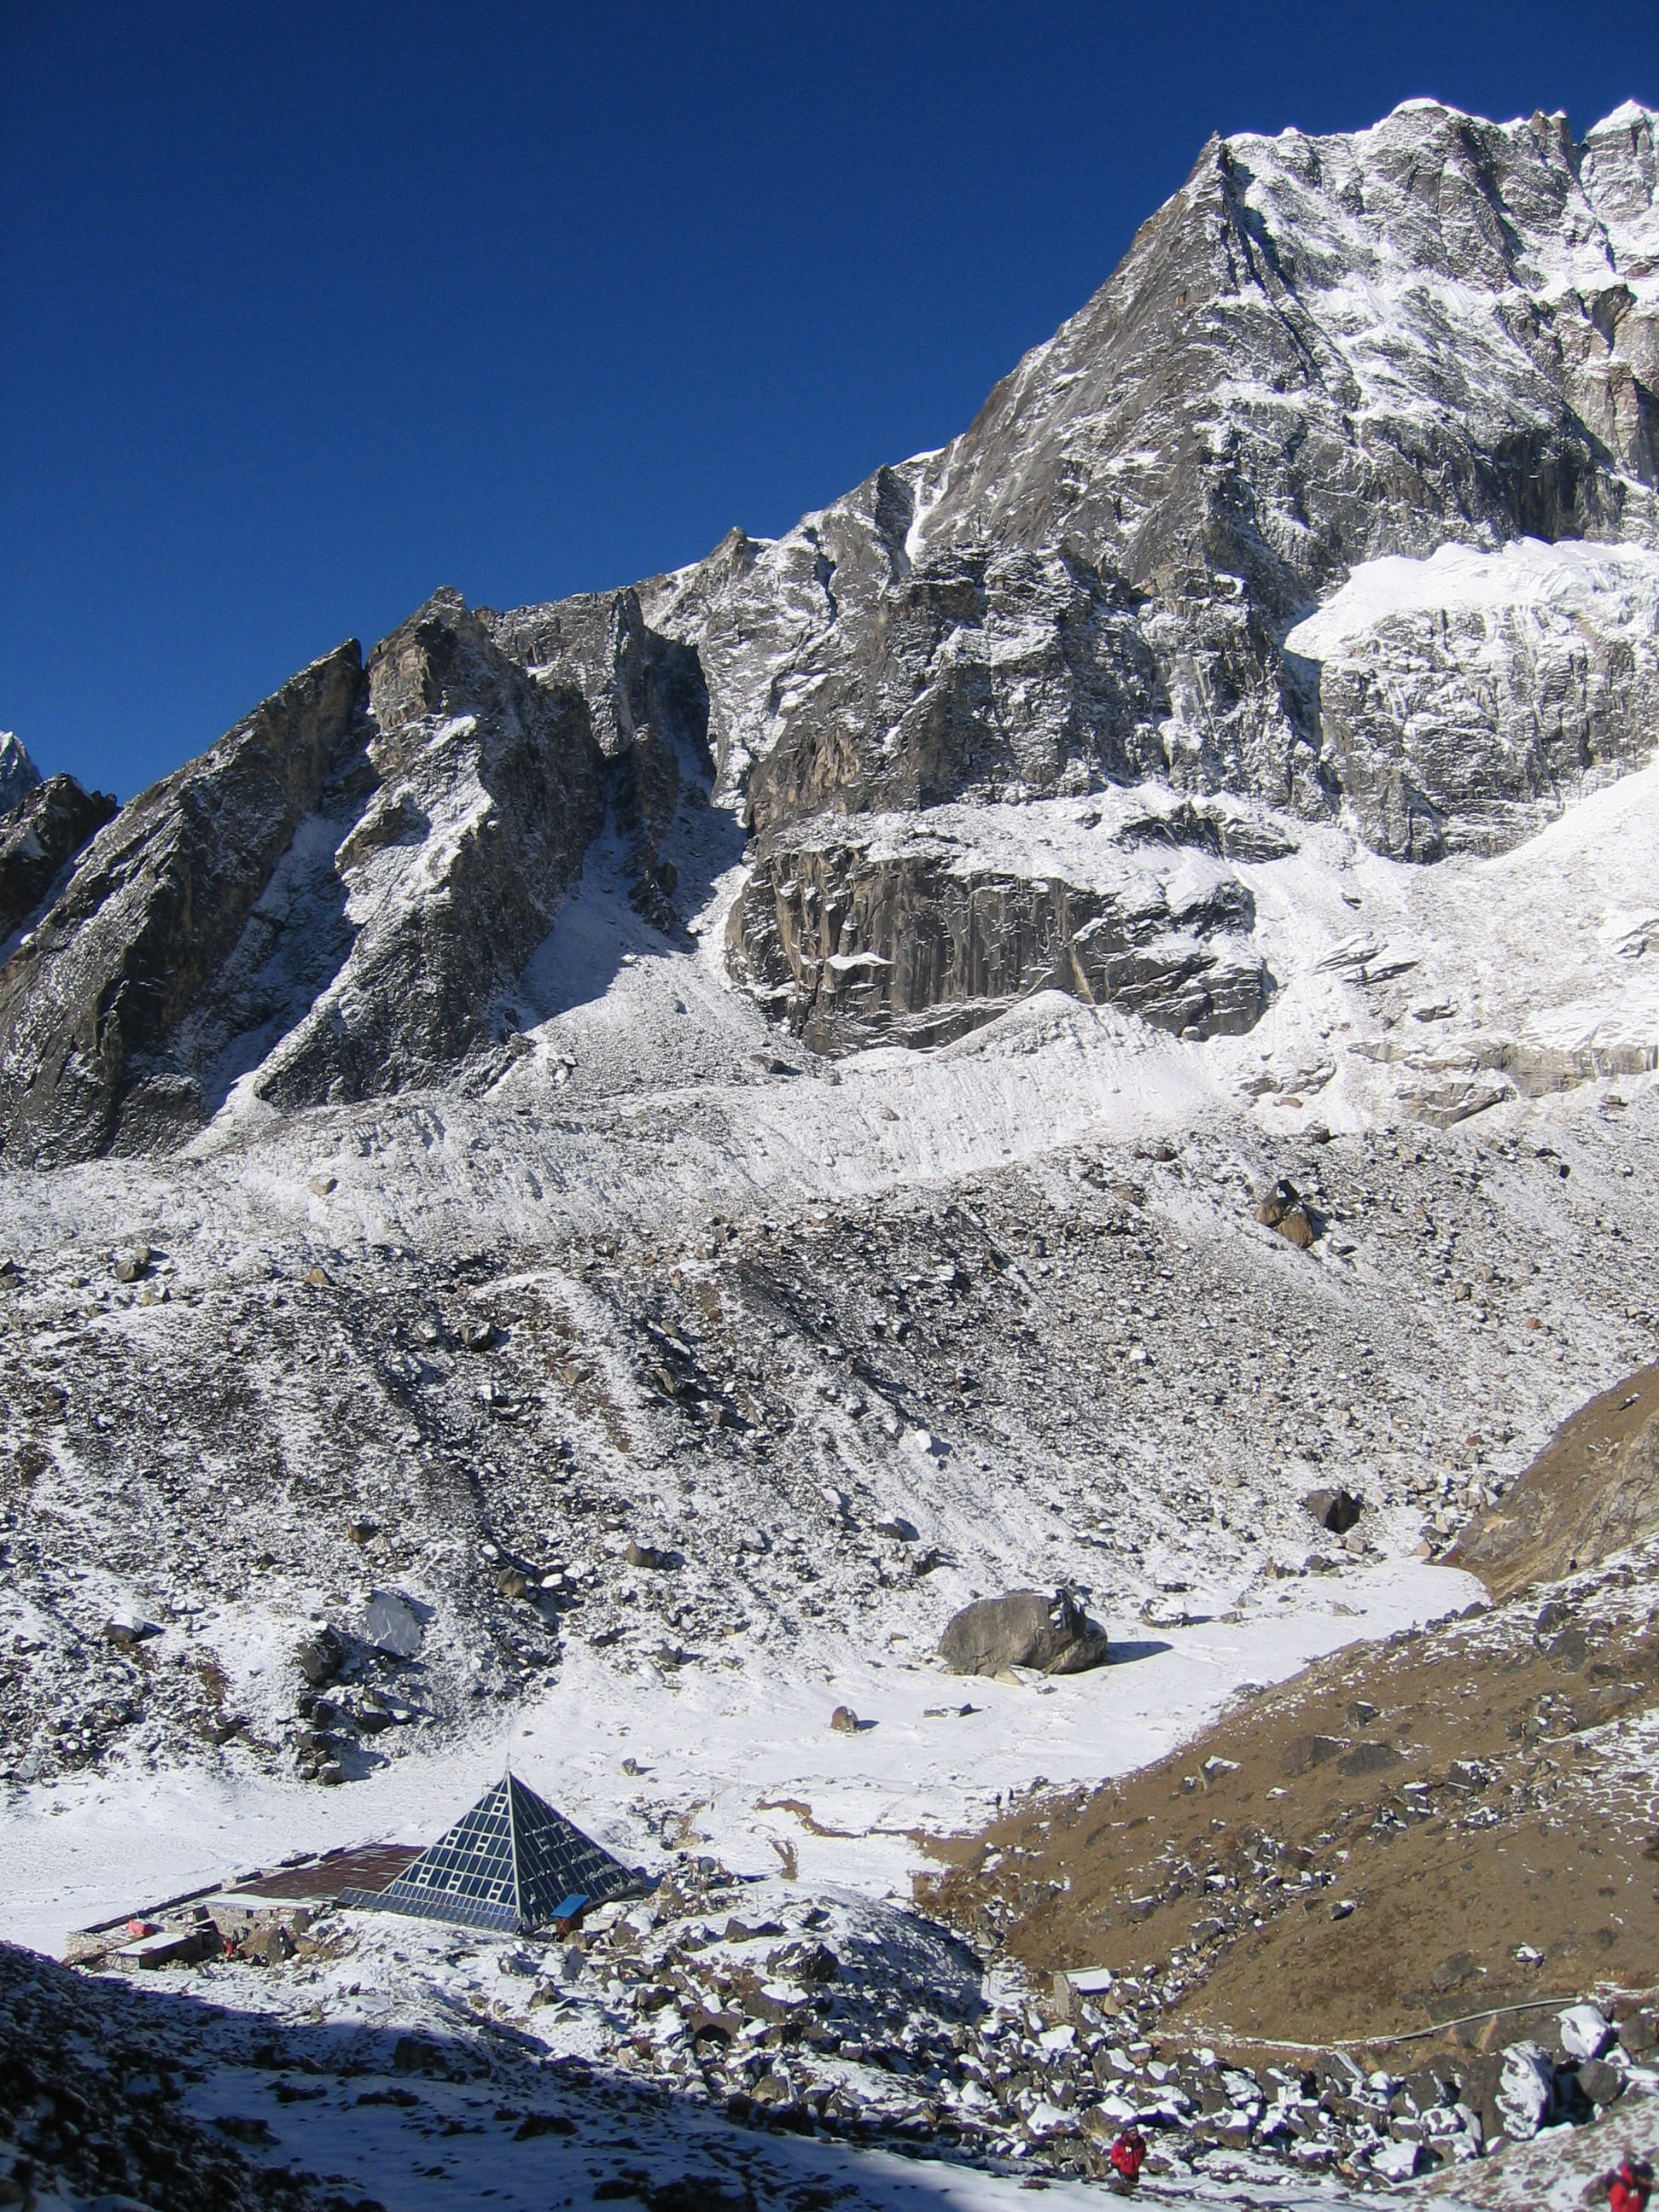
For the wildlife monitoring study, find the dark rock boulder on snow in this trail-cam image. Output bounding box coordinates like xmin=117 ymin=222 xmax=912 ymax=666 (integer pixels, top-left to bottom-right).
xmin=1255 ymin=1177 xmax=1317 ymax=1247
xmin=1305 ymin=1486 xmax=1365 ymax=1535
xmin=294 ymin=1625 xmax=344 ymax=1687
xmin=364 ymin=1591 xmax=423 ymax=1659
xmin=939 ymin=1588 xmax=1110 ymax=1676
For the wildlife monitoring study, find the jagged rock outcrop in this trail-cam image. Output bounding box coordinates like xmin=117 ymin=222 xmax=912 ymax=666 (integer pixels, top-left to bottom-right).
xmin=0 ymin=774 xmax=119 ymax=944
xmin=728 ymin=798 xmax=1269 ymax=1052
xmin=643 ymin=100 xmax=1659 ymax=1041
xmin=480 ymin=585 xmax=712 ymax=928
xmin=0 ymin=731 xmax=42 ymax=814
xmin=649 ymin=102 xmax=1656 ymax=853
xmin=245 ymin=591 xmax=608 ymax=1115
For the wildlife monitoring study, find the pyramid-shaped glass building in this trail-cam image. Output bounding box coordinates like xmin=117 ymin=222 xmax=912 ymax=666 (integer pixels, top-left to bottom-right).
xmin=340 ymin=1772 xmax=641 ymax=1933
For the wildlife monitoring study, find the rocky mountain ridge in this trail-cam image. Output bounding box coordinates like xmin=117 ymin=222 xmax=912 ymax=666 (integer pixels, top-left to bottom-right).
xmin=1 ymin=97 xmax=1656 ymax=1154
xmin=0 ymin=591 xmax=708 ymax=1162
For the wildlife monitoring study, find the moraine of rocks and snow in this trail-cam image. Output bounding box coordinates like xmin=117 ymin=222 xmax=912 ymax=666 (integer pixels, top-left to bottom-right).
xmin=2 ymin=96 xmax=1658 ymax=2209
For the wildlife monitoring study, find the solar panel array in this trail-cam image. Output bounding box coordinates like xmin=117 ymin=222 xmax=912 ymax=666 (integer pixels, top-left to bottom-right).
xmin=509 ymin=1776 xmax=637 ymax=1925
xmin=340 ymin=1773 xmax=640 ymax=1934
xmin=388 ymin=1778 xmax=519 ymax=1916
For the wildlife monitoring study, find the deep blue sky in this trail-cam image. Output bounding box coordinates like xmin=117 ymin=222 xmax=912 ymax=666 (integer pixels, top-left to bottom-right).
xmin=3 ymin=3 xmax=1652 ymax=800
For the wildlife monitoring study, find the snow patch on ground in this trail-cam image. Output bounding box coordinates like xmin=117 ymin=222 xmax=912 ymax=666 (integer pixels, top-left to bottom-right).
xmin=0 ymin=1554 xmax=1480 ymax=1959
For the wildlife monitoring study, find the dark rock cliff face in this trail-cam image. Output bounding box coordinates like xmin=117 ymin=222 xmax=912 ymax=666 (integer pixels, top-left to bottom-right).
xmin=1286 ymin=548 xmax=1659 ymax=859
xmin=916 ymin=115 xmax=1647 ymax=588
xmin=0 ymin=582 xmax=711 ymax=1161
xmin=480 ymin=585 xmax=711 ymax=929
xmin=0 ymin=775 xmax=119 ymax=945
xmin=0 ymin=642 xmax=367 ymax=1161
xmin=733 ymin=527 xmax=1174 ymax=843
xmin=728 ymin=806 xmax=1271 ymax=1055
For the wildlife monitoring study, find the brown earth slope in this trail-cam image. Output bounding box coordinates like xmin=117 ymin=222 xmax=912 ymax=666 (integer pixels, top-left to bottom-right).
xmin=1447 ymin=1362 xmax=1659 ymax=1600
xmin=922 ymin=1540 xmax=1659 ymax=2058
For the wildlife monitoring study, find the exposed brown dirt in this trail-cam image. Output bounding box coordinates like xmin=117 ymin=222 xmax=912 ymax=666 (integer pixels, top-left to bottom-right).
xmin=1448 ymin=1361 xmax=1659 ymax=1599
xmin=920 ymin=1401 xmax=1659 ymax=2064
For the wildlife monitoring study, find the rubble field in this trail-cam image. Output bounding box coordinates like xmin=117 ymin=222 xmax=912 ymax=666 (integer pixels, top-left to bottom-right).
xmin=2 ymin=1090 xmax=1654 ymax=1799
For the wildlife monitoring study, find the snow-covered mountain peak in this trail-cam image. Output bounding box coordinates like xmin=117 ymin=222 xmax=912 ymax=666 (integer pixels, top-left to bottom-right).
xmin=3 ymin=99 xmax=1657 ymax=1161
xmin=0 ymin=731 xmax=42 ymax=815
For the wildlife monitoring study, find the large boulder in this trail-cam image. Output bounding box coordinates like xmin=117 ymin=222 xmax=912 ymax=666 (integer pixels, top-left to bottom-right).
xmin=294 ymin=1625 xmax=344 ymax=1687
xmin=938 ymin=1588 xmax=1109 ymax=1677
xmin=1256 ymin=1177 xmax=1316 ymax=1248
xmin=1305 ymin=1486 xmax=1364 ymax=1534
xmin=363 ymin=1591 xmax=423 ymax=1660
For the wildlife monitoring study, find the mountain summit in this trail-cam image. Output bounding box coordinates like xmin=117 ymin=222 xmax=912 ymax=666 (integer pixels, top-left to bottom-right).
xmin=0 ymin=733 xmax=41 ymax=816
xmin=2 ymin=99 xmax=1656 ymax=1160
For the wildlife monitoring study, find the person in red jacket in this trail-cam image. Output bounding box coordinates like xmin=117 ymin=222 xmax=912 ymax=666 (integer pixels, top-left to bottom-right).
xmin=1606 ymin=2154 xmax=1654 ymax=2212
xmin=1108 ymin=2125 xmax=1148 ymax=2192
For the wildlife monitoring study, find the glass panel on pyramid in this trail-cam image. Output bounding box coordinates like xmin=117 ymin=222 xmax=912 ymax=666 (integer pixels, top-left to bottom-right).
xmin=338 ymin=1773 xmax=640 ymax=1932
